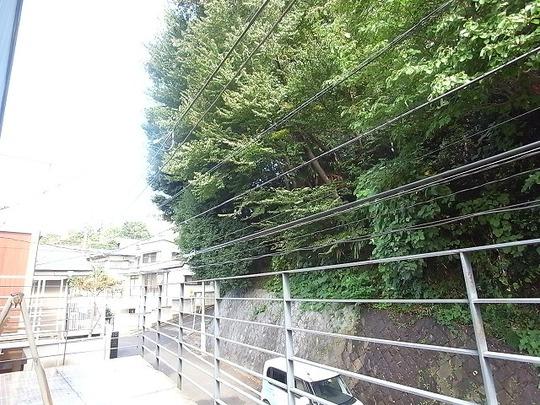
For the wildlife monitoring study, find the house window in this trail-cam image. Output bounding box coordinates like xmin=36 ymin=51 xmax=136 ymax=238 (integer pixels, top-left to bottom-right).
xmin=129 ymin=275 xmax=138 ymax=296
xmin=142 ymin=252 xmax=157 ymax=263
xmin=143 ymin=273 xmax=158 ymax=293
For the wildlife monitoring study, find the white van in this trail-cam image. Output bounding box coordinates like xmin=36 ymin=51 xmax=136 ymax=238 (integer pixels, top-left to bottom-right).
xmin=261 ymin=358 xmax=363 ymax=405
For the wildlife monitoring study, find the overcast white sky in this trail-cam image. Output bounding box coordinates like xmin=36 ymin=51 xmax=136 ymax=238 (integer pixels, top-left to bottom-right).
xmin=0 ymin=0 xmax=170 ymax=234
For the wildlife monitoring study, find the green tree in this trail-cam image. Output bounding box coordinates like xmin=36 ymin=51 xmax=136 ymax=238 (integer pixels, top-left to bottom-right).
xmin=145 ymin=0 xmax=540 ymax=350
xmin=117 ymin=221 xmax=151 ymax=240
xmin=41 ymin=221 xmax=152 ymax=249
xmin=69 ymin=268 xmax=118 ymax=337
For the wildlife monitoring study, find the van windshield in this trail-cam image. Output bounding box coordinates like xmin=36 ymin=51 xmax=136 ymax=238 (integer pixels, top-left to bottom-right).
xmin=310 ymin=376 xmax=355 ymax=404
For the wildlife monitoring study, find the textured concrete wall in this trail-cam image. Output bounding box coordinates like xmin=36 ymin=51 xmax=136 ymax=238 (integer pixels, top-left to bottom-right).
xmin=208 ymin=288 xmax=539 ymax=405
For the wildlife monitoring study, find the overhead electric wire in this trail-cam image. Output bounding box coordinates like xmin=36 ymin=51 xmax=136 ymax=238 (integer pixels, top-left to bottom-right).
xmin=187 ymin=138 xmax=540 ymax=257
xmin=213 ymin=104 xmax=540 ymax=243
xmin=217 ymin=187 xmax=342 ymax=242
xmin=421 ymin=106 xmax=540 ymax=159
xmin=191 ymin=199 xmax=540 ymax=268
xmin=127 ymin=0 xmax=275 ymax=208
xmin=174 ymin=45 xmax=540 ymax=235
xmin=0 ymin=0 xmax=280 ymax=262
xmin=196 ymin=166 xmax=540 ymax=264
xmin=193 ymin=0 xmax=455 ymax=174
xmin=192 ymin=144 xmax=540 ymax=257
xmin=1 ymin=207 xmax=178 ymax=267
xmin=37 ymin=47 xmax=538 ymax=267
xmin=189 ymin=149 xmax=540 ymax=264
xmin=158 ymin=0 xmax=301 ymax=173
xmin=163 ymin=0 xmax=272 ymax=147
xmin=280 ymin=169 xmax=540 ymax=245
xmin=156 ymin=0 xmax=454 ymax=207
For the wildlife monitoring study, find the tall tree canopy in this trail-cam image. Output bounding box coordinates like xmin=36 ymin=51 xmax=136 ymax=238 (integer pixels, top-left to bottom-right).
xmin=146 ymin=0 xmax=540 ymax=351
xmin=42 ymin=221 xmax=151 ymax=249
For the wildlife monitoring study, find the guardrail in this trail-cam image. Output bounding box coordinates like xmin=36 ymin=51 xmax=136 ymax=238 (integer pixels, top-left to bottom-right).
xmin=139 ymin=238 xmax=540 ymax=405
xmin=0 ymin=292 xmax=138 ymax=372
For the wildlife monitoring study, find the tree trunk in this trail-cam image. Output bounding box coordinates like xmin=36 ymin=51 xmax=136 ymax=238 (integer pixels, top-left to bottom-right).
xmin=304 ymin=144 xmax=331 ymax=184
xmin=88 ymin=298 xmax=101 ymax=338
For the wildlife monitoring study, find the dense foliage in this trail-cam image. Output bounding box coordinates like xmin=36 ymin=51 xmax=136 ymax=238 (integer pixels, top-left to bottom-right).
xmin=42 ymin=221 xmax=151 ymax=249
xmin=145 ymin=0 xmax=540 ymax=351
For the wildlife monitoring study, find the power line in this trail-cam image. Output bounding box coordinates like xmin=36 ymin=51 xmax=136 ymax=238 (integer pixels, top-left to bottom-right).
xmin=191 ymin=199 xmax=540 ymax=268
xmin=159 ymin=0 xmax=301 ymax=170
xmin=213 ymin=105 xmax=540 ymax=243
xmin=189 ymin=147 xmax=540 ymax=262
xmin=2 ymin=0 xmax=272 ymax=251
xmin=128 ymin=0 xmax=275 ymax=208
xmin=174 ymin=45 xmax=540 ymax=230
xmin=187 ymin=139 xmax=540 ymax=257
xmin=192 ymin=145 xmax=540 ymax=257
xmin=156 ymin=0 xmax=454 ymax=207
xmin=199 ymin=166 xmax=540 ymax=263
xmin=164 ymin=0 xmax=272 ymax=148
xmin=421 ymin=106 xmax=540 ymax=159
xmin=191 ymin=0 xmax=454 ymax=176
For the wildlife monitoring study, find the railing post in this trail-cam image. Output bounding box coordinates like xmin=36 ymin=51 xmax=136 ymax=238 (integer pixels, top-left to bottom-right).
xmin=141 ymin=285 xmax=148 ymax=357
xmin=19 ymin=294 xmax=54 ymax=405
xmin=165 ymin=271 xmax=170 ymax=307
xmin=36 ymin=279 xmax=46 ymax=341
xmin=61 ymin=282 xmax=71 ymax=366
xmin=156 ymin=283 xmax=163 ymax=368
xmin=201 ymin=281 xmax=206 ymax=352
xmin=282 ymin=273 xmax=295 ymax=405
xmin=177 ymin=281 xmax=185 ymax=389
xmin=58 ymin=278 xmax=64 ymax=335
xmin=213 ymin=280 xmax=221 ymax=404
xmin=136 ymin=272 xmax=142 ymax=354
xmin=460 ymin=252 xmax=498 ymax=405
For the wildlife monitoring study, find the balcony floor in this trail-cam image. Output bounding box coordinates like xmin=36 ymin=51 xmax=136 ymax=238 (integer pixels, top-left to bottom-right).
xmin=0 ymin=355 xmax=196 ymax=405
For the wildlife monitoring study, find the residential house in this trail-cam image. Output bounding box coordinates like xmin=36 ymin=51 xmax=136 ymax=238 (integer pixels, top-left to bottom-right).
xmin=33 ymin=244 xmax=99 ymax=337
xmin=88 ymin=235 xmax=206 ymax=331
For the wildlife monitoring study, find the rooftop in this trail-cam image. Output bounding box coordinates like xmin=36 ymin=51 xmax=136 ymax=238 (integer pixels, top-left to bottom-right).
xmin=34 ymin=244 xmax=98 ymax=272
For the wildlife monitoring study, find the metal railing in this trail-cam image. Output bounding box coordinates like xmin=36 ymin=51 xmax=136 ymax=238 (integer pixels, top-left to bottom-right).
xmin=138 ymin=238 xmax=540 ymax=405
xmin=0 ymin=291 xmax=138 ymax=373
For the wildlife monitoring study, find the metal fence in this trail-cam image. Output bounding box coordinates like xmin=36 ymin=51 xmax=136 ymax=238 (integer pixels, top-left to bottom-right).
xmin=0 ymin=290 xmax=138 ymax=373
xmin=138 ymin=238 xmax=540 ymax=405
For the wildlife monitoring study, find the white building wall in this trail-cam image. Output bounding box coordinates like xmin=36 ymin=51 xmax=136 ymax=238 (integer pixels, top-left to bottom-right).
xmin=87 ymin=238 xmax=211 ymax=332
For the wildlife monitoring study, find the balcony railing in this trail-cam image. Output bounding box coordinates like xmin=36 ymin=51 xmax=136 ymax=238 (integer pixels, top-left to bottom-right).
xmin=138 ymin=238 xmax=540 ymax=405
xmin=1 ymin=238 xmax=538 ymax=404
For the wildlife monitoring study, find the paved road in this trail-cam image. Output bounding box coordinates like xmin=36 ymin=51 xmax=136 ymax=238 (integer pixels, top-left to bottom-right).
xmin=116 ymin=315 xmax=259 ymax=404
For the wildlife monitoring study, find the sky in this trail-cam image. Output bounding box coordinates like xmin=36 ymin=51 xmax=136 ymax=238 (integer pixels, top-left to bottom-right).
xmin=0 ymin=0 xmax=170 ymax=235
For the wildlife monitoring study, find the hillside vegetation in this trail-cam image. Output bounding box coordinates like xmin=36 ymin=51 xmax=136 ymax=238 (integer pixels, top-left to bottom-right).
xmin=42 ymin=221 xmax=151 ymax=249
xmin=145 ymin=0 xmax=540 ymax=353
